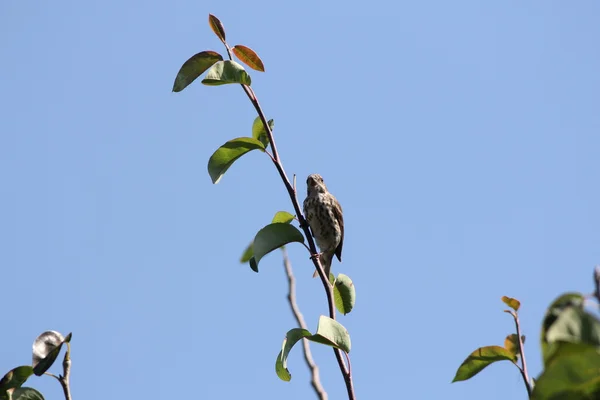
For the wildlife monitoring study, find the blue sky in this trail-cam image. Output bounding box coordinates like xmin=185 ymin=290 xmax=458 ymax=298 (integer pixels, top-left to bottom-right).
xmin=1 ymin=1 xmax=599 ymax=399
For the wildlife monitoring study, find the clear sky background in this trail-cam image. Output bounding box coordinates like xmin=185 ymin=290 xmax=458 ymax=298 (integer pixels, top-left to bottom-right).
xmin=1 ymin=1 xmax=599 ymax=399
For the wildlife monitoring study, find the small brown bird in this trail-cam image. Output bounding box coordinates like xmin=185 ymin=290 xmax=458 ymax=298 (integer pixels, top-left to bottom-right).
xmin=303 ymin=174 xmax=344 ymax=278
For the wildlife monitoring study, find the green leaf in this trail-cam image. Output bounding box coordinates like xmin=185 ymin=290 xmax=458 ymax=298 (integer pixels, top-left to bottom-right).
xmin=334 ymin=273 xmax=355 ymax=315
xmin=532 ymin=345 xmax=600 ymax=400
xmin=452 ymin=346 xmax=517 ymax=383
xmin=275 ymin=317 xmax=351 ymax=382
xmin=541 ymin=292 xmax=587 ymax=366
xmin=253 ymin=223 xmax=304 ymax=267
xmin=0 ymin=366 xmax=34 ymax=399
xmin=504 ymin=334 xmax=525 ymax=358
xmin=202 ymin=60 xmax=251 ymax=86
xmin=232 ymin=45 xmax=265 ymax=72
xmin=208 ymin=14 xmax=226 ymax=44
xmin=172 ymin=51 xmax=223 ymax=92
xmin=271 ymin=211 xmax=294 ymax=224
xmin=240 ymin=242 xmax=253 ymax=263
xmin=207 ymin=137 xmax=265 ymax=184
xmin=251 ymin=117 xmax=274 ymax=148
xmin=307 ymin=315 xmax=351 ymax=353
xmin=12 ymin=387 xmax=44 ymax=400
xmin=32 ymin=331 xmax=68 ymax=376
xmin=275 ymin=328 xmax=312 ymax=381
xmin=249 ymin=256 xmax=258 ymax=273
xmin=501 ymin=296 xmax=521 ymax=312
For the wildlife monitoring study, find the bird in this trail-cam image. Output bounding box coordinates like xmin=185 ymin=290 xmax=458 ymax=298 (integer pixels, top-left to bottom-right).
xmin=302 ymin=174 xmax=344 ymax=279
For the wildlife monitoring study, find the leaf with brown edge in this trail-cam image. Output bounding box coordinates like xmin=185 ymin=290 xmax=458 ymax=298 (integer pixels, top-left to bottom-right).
xmin=504 ymin=334 xmax=525 ymax=358
xmin=501 ymin=296 xmax=521 ymax=311
xmin=172 ymin=51 xmax=223 ymax=92
xmin=232 ymin=45 xmax=265 ymax=72
xmin=208 ymin=14 xmax=226 ymax=44
xmin=452 ymin=346 xmax=517 ymax=382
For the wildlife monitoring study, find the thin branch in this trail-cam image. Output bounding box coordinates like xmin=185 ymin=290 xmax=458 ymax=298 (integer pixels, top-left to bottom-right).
xmin=58 ymin=342 xmax=72 ymax=400
xmin=225 ymin=46 xmax=355 ymax=399
xmin=281 ymin=247 xmax=327 ymax=400
xmin=509 ymin=311 xmax=532 ymax=397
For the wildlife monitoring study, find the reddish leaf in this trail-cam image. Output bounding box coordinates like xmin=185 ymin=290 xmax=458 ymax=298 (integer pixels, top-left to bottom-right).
xmin=208 ymin=14 xmax=226 ymax=44
xmin=232 ymin=45 xmax=265 ymax=72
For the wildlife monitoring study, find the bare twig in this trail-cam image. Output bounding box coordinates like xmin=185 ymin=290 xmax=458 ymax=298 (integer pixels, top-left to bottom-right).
xmin=282 ymin=247 xmax=327 ymax=400
xmin=509 ymin=311 xmax=532 ymax=396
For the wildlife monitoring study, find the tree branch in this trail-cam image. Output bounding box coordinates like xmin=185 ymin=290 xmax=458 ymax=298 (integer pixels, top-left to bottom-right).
xmin=281 ymin=247 xmax=327 ymax=400
xmin=59 ymin=343 xmax=72 ymax=400
xmin=509 ymin=311 xmax=532 ymax=397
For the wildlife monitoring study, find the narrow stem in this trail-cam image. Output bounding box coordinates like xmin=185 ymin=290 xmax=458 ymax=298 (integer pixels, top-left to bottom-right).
xmin=511 ymin=311 xmax=532 ymax=397
xmin=59 ymin=343 xmax=72 ymax=400
xmin=282 ymin=248 xmax=328 ymax=400
xmin=235 ymin=81 xmax=355 ymax=399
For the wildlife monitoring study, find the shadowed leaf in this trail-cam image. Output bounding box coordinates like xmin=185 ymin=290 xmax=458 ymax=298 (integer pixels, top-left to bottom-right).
xmin=249 ymin=256 xmax=258 ymax=272
xmin=12 ymin=387 xmax=44 ymax=400
xmin=501 ymin=296 xmax=521 ymax=312
xmin=251 ymin=117 xmax=274 ymax=148
xmin=532 ymin=345 xmax=600 ymax=400
xmin=272 ymin=211 xmax=294 ymax=224
xmin=172 ymin=51 xmax=223 ymax=92
xmin=207 ymin=137 xmax=265 ymax=184
xmin=208 ymin=14 xmax=226 ymax=44
xmin=453 ymin=346 xmax=516 ymax=382
xmin=232 ymin=45 xmax=265 ymax=72
xmin=253 ymin=224 xmax=304 ymax=266
xmin=202 ymin=60 xmax=251 ymax=86
xmin=276 ymin=328 xmax=312 ymax=381
xmin=334 ymin=273 xmax=356 ymax=315
xmin=0 ymin=366 xmax=34 ymax=399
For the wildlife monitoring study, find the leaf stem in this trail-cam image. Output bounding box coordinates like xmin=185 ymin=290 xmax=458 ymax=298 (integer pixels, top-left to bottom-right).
xmin=509 ymin=311 xmax=532 ymax=397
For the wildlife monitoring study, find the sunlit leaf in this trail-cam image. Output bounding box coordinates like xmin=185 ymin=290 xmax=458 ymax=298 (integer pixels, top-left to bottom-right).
xmin=334 ymin=273 xmax=355 ymax=315
xmin=504 ymin=334 xmax=525 ymax=358
xmin=452 ymin=346 xmax=516 ymax=382
xmin=307 ymin=316 xmax=351 ymax=353
xmin=202 ymin=60 xmax=251 ymax=86
xmin=232 ymin=45 xmax=265 ymax=72
xmin=275 ymin=316 xmax=351 ymax=382
xmin=208 ymin=14 xmax=226 ymax=44
xmin=172 ymin=51 xmax=223 ymax=92
xmin=32 ymin=331 xmax=68 ymax=376
xmin=501 ymin=296 xmax=521 ymax=312
xmin=271 ymin=211 xmax=294 ymax=224
xmin=207 ymin=137 xmax=265 ymax=184
xmin=240 ymin=242 xmax=253 ymax=263
xmin=253 ymin=224 xmax=304 ymax=266
xmin=251 ymin=117 xmax=274 ymax=148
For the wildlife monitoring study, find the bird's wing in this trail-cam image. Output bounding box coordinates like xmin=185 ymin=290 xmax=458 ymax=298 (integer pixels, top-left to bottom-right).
xmin=333 ymin=199 xmax=343 ymax=262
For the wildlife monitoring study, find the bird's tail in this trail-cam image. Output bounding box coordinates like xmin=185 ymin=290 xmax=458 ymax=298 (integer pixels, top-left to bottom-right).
xmin=312 ymin=253 xmax=332 ymax=279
